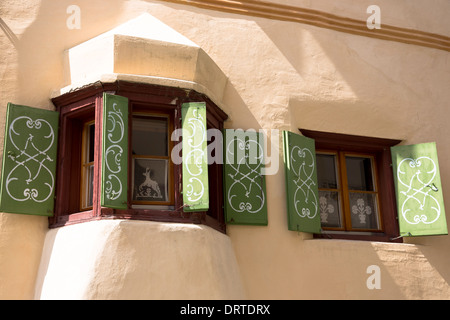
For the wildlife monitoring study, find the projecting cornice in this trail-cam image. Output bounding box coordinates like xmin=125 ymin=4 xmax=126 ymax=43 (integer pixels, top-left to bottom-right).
xmin=57 ymin=14 xmax=228 ymax=105
xmin=165 ymin=0 xmax=450 ymax=52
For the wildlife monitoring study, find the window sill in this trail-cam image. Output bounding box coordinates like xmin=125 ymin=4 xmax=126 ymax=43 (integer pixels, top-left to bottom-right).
xmin=50 ymin=210 xmax=99 ymax=228
xmin=314 ymin=230 xmax=403 ymax=243
xmin=49 ymin=207 xmax=226 ymax=234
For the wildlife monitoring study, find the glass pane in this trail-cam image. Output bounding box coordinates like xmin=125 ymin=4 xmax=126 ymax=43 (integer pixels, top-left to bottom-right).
xmin=317 ymin=154 xmax=338 ymax=189
xmin=319 ymin=190 xmax=342 ymax=228
xmin=345 ymin=156 xmax=374 ymax=191
xmin=349 ymin=192 xmax=379 ymax=229
xmin=133 ymin=158 xmax=168 ymax=202
xmin=81 ymin=164 xmax=94 ymax=209
xmin=132 ymin=116 xmax=168 ymax=156
xmin=88 ymin=123 xmax=95 ymax=162
xmin=87 ymin=165 xmax=94 ymax=207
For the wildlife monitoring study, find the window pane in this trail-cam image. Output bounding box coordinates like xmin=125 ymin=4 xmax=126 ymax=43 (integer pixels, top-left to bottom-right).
xmin=88 ymin=123 xmax=95 ymax=162
xmin=345 ymin=156 xmax=374 ymax=191
xmin=132 ymin=116 xmax=168 ymax=156
xmin=349 ymin=192 xmax=379 ymax=229
xmin=81 ymin=123 xmax=95 ymax=210
xmin=81 ymin=164 xmax=94 ymax=209
xmin=133 ymin=158 xmax=168 ymax=202
xmin=87 ymin=165 xmax=94 ymax=207
xmin=317 ymin=154 xmax=338 ymax=189
xmin=319 ymin=190 xmax=342 ymax=228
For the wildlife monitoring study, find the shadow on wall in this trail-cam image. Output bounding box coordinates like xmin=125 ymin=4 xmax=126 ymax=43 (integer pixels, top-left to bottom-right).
xmin=15 ymin=0 xmax=261 ymax=129
xmin=160 ymin=2 xmax=450 ymax=299
xmin=256 ymin=15 xmax=450 ymax=298
xmin=6 ymin=0 xmax=449 ymax=299
xmin=16 ymin=0 xmax=124 ymax=108
xmin=305 ymin=239 xmax=450 ymax=300
xmin=0 ymin=17 xmax=19 ymax=48
xmin=0 ymin=17 xmax=20 ymax=131
xmin=371 ymin=240 xmax=450 ymax=299
xmin=258 ymin=20 xmax=421 ymax=140
xmin=259 ymin=20 xmax=450 ymax=293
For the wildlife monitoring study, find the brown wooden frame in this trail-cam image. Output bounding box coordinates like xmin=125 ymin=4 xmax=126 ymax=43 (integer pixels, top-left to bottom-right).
xmin=130 ymin=111 xmax=174 ymax=207
xmin=301 ymin=129 xmax=402 ymax=242
xmin=317 ymin=151 xmax=383 ymax=232
xmin=50 ymin=81 xmax=228 ymax=233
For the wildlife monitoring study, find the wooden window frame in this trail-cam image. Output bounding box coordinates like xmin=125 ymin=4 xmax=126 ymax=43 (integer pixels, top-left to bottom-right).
xmin=50 ymin=81 xmax=228 ymax=233
xmin=130 ymin=110 xmax=174 ymax=207
xmin=301 ymin=129 xmax=402 ymax=242
xmin=317 ymin=151 xmax=383 ymax=232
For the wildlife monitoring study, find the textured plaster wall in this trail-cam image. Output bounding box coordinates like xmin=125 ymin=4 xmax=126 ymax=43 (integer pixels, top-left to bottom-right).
xmin=35 ymin=220 xmax=246 ymax=300
xmin=0 ymin=0 xmax=449 ymax=299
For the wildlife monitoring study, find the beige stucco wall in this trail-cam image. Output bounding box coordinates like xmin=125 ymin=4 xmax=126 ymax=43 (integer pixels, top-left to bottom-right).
xmin=0 ymin=0 xmax=449 ymax=299
xmin=34 ymin=220 xmax=246 ymax=299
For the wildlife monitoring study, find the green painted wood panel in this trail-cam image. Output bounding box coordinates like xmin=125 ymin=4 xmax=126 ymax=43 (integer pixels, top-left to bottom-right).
xmin=182 ymin=102 xmax=209 ymax=212
xmin=0 ymin=103 xmax=59 ymax=216
xmin=223 ymin=129 xmax=268 ymax=225
xmin=101 ymin=93 xmax=129 ymax=209
xmin=391 ymin=142 xmax=448 ymax=236
xmin=283 ymin=131 xmax=321 ymax=233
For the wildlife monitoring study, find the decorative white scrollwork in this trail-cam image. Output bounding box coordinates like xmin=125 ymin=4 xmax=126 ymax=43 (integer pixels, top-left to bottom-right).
xmin=186 ymin=177 xmax=205 ymax=202
xmin=226 ymin=134 xmax=265 ymax=214
xmin=397 ymin=156 xmax=440 ymax=225
xmin=5 ymin=116 xmax=55 ymax=203
xmin=105 ymin=145 xmax=123 ymax=174
xmin=105 ymin=103 xmax=124 ymax=200
xmin=290 ymin=146 xmax=318 ymax=219
xmin=184 ymin=108 xmax=207 ymax=202
xmin=105 ymin=174 xmax=122 ymax=201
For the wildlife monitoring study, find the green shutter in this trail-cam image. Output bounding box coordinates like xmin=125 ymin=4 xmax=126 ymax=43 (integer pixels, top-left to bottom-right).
xmin=391 ymin=142 xmax=448 ymax=236
xmin=101 ymin=93 xmax=128 ymax=209
xmin=223 ymin=129 xmax=268 ymax=225
xmin=0 ymin=103 xmax=59 ymax=216
xmin=182 ymin=102 xmax=209 ymax=212
xmin=283 ymin=131 xmax=321 ymax=233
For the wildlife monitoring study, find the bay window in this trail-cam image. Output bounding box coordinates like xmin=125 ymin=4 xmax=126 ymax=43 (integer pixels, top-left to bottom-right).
xmin=50 ymin=81 xmax=227 ymax=233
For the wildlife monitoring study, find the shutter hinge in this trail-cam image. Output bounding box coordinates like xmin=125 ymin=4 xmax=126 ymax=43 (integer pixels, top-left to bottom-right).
xmin=390 ymin=232 xmax=412 ymax=241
